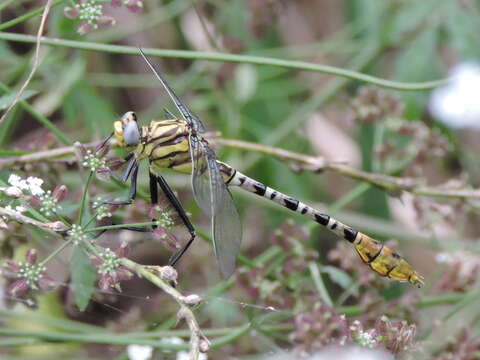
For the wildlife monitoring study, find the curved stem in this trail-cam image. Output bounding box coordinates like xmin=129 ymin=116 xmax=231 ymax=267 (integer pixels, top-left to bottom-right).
xmin=120 ymin=258 xmax=207 ymax=359
xmin=0 ymin=32 xmax=448 ymax=91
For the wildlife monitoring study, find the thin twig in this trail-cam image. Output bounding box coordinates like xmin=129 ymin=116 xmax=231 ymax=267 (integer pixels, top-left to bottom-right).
xmin=0 ymin=0 xmax=54 ymax=124
xmin=213 ymin=138 xmax=480 ymax=201
xmin=120 ymin=258 xmax=208 ymax=360
xmin=0 ymin=206 xmax=68 ymax=233
xmin=3 ymin=136 xmax=480 ymax=201
xmin=0 ymin=140 xmax=99 ymax=168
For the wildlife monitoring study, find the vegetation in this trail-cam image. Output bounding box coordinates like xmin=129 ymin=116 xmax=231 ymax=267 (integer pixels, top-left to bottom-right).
xmin=0 ymin=1 xmax=479 ymax=359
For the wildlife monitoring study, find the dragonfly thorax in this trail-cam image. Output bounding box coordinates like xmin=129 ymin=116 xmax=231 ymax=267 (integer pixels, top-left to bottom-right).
xmin=114 ymin=111 xmax=140 ymax=148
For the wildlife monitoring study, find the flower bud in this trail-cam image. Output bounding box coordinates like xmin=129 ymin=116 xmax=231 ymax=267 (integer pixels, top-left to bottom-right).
xmin=52 ymin=185 xmax=68 ymax=202
xmin=199 ymin=339 xmax=210 ymax=353
xmin=64 ymin=6 xmax=79 ymax=19
xmin=182 ymin=294 xmax=203 ymax=306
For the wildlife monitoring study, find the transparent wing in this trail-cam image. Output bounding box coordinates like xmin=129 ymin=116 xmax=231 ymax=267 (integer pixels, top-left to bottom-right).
xmin=191 ymin=136 xmax=242 ymax=278
xmin=139 ymin=49 xmax=205 ymax=133
xmin=190 ymin=136 xmax=215 ymax=216
xmin=213 ymin=186 xmax=242 ymax=279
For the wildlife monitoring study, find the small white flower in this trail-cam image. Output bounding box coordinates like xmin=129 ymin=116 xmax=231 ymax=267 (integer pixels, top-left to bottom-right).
xmin=5 ymin=205 xmax=26 ymax=215
xmin=8 ymin=174 xmax=23 ymax=188
xmin=429 ymin=62 xmax=480 ymax=128
xmin=355 ymin=331 xmax=378 ymax=349
xmin=15 ymin=205 xmax=26 ymax=214
xmin=26 ymin=177 xmax=45 ymax=196
xmin=7 ymin=174 xmax=44 ymax=196
xmin=39 ymin=190 xmax=61 ymax=217
xmin=83 ymin=149 xmax=107 ymax=172
xmin=92 ymin=199 xmax=112 ymax=220
xmin=127 ymin=344 xmax=153 ymax=360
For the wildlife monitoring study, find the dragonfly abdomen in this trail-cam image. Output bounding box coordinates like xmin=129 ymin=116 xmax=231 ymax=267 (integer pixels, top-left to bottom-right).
xmin=223 ymin=166 xmax=359 ymax=241
xmin=220 ymin=163 xmax=424 ymax=287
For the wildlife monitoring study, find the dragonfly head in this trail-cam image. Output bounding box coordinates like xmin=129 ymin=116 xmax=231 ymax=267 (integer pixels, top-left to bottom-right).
xmin=114 ymin=111 xmax=140 ymax=148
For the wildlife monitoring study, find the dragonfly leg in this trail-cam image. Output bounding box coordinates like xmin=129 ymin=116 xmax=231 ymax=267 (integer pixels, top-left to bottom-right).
xmin=152 ymin=174 xmax=196 ymax=267
xmin=149 ymin=171 xmax=159 ymax=229
xmin=101 ymin=159 xmax=138 ymax=206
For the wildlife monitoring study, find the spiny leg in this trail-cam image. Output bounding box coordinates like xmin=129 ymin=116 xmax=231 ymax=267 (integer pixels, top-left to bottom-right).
xmin=102 ymin=158 xmax=139 ymax=206
xmin=97 ymin=160 xmax=154 ymax=234
xmin=110 ymin=153 xmax=135 ymax=183
xmin=152 ymin=173 xmax=196 ymax=267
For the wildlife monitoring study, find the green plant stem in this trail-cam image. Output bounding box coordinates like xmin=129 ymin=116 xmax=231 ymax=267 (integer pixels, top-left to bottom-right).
xmin=0 ymin=328 xmax=188 ymax=350
xmin=242 ymin=42 xmax=381 ymax=171
xmin=0 ymin=309 xmax=102 ymax=333
xmin=0 ymin=0 xmax=66 ymax=31
xmin=39 ymin=238 xmax=74 ymax=266
xmin=0 ymin=82 xmax=71 ymax=145
xmin=309 ymin=262 xmax=333 ymax=307
xmin=0 ymin=338 xmax=41 ymax=347
xmin=210 ymin=323 xmax=251 ymax=347
xmin=339 ymin=293 xmax=468 ymax=316
xmin=0 ymin=32 xmax=448 ymax=91
xmin=78 ymin=171 xmax=93 ymax=225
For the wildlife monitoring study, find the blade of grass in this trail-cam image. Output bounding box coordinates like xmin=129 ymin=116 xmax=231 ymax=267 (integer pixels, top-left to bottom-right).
xmin=0 ymin=32 xmax=448 ymax=91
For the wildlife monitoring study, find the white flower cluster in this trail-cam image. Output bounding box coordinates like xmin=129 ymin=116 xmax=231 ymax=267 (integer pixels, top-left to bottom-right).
xmin=97 ymin=248 xmax=121 ymax=275
xmin=67 ymin=224 xmax=88 ymax=245
xmin=156 ymin=210 xmax=175 ymax=229
xmin=82 ymin=149 xmax=107 ymax=172
xmin=5 ymin=205 xmax=27 ymax=215
xmin=92 ymin=199 xmax=112 ymax=220
xmin=18 ymin=262 xmax=47 ymax=289
xmin=8 ymin=174 xmax=45 ymax=196
xmin=75 ymin=0 xmax=103 ymax=28
xmin=354 ymin=330 xmax=379 ymax=349
xmin=39 ymin=190 xmax=61 ymax=217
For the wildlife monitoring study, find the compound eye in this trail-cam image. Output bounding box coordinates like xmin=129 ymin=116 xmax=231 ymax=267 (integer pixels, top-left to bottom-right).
xmin=123 ymin=120 xmax=140 ymax=146
xmin=121 ymin=111 xmax=137 ymax=125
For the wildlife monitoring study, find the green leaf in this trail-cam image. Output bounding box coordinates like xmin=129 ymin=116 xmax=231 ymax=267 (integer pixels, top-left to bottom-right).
xmin=321 ymin=265 xmax=354 ymax=290
xmin=0 ymin=90 xmax=37 ymax=110
xmin=71 ymin=246 xmax=97 ymax=311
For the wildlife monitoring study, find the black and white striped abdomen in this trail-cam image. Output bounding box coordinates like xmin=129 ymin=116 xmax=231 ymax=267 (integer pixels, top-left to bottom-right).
xmin=222 ymin=165 xmax=361 ymax=245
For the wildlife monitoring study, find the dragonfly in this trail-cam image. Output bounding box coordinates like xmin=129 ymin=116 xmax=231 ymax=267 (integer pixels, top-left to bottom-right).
xmin=101 ymin=50 xmax=424 ymax=287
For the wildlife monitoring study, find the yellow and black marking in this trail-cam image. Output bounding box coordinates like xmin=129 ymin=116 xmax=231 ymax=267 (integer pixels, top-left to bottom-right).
xmin=220 ymin=162 xmax=424 ymax=287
